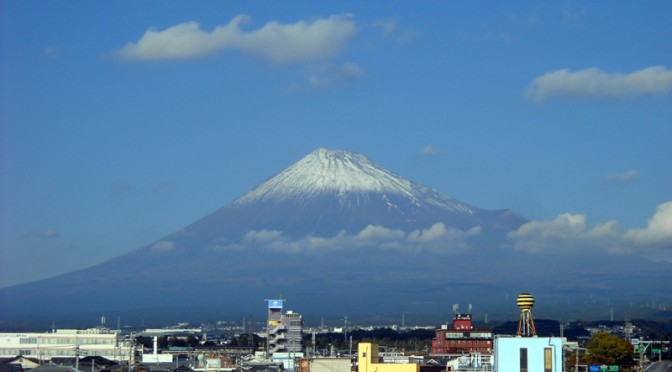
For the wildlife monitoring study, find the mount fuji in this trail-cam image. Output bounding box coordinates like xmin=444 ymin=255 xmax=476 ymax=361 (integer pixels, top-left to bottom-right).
xmin=175 ymin=148 xmax=525 ymax=248
xmin=1 ymin=148 xmax=670 ymax=327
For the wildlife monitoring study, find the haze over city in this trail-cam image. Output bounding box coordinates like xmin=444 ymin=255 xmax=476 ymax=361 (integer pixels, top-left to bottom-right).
xmin=1 ymin=1 xmax=671 ymax=289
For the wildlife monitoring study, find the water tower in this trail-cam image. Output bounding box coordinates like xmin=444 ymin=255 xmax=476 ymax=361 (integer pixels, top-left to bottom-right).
xmin=516 ymin=293 xmax=537 ymax=337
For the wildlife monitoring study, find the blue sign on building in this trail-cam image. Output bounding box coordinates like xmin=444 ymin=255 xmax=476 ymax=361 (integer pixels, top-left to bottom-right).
xmin=268 ymin=299 xmax=283 ymax=309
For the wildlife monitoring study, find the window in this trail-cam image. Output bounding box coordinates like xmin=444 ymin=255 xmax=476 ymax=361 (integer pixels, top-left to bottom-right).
xmin=520 ymin=348 xmax=528 ymax=372
xmin=544 ymin=348 xmax=552 ymax=372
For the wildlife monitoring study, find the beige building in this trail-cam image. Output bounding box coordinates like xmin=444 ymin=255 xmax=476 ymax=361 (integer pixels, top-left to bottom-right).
xmin=358 ymin=343 xmax=418 ymax=372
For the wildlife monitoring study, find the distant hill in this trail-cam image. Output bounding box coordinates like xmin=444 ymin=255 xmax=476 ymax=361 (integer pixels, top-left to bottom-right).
xmin=1 ymin=148 xmax=670 ymax=329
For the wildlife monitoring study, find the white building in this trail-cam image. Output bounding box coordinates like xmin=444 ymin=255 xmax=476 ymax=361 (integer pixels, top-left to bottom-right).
xmin=493 ymin=336 xmax=564 ymax=372
xmin=0 ymin=328 xmax=133 ymax=362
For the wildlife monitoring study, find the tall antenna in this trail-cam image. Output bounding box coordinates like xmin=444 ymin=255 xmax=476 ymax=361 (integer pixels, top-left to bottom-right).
xmin=248 ymin=316 xmax=253 ymax=347
xmin=625 ymin=312 xmax=633 ymax=341
xmin=610 ymin=307 xmax=614 ymax=321
xmin=343 ymin=316 xmax=348 ymax=342
xmin=516 ymin=293 xmax=537 ymax=337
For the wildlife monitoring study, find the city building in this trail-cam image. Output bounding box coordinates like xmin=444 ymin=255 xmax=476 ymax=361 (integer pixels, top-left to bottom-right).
xmin=493 ymin=293 xmax=564 ymax=372
xmin=493 ymin=336 xmax=563 ymax=372
xmin=298 ymin=357 xmax=351 ymax=372
xmin=0 ymin=328 xmax=133 ymax=362
xmin=358 ymin=343 xmax=418 ymax=372
xmin=266 ymin=299 xmax=304 ymax=368
xmin=430 ymin=305 xmax=493 ymax=361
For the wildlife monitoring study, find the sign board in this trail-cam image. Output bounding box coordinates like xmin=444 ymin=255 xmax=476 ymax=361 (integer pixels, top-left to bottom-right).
xmin=268 ymin=299 xmax=283 ymax=309
xmin=589 ymin=366 xmax=600 ymax=372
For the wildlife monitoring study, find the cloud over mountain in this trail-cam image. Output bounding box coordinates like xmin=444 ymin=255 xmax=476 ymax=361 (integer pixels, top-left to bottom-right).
xmin=209 ymin=222 xmax=479 ymax=254
xmin=115 ymin=14 xmax=356 ymax=63
xmin=509 ymin=201 xmax=672 ymax=259
xmin=624 ymin=201 xmax=672 ymax=246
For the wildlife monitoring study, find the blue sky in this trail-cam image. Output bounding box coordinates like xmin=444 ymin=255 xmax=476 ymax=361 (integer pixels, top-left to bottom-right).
xmin=1 ymin=1 xmax=671 ymax=287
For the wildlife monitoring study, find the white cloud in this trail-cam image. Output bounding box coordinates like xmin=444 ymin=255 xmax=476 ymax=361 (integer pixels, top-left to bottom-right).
xmin=397 ymin=30 xmax=419 ymax=45
xmin=509 ymin=201 xmax=672 ymax=259
xmin=374 ymin=19 xmax=398 ymax=36
xmin=408 ymin=222 xmax=448 ymax=242
xmin=508 ymin=213 xmax=621 ymax=253
xmin=336 ymin=62 xmax=364 ymax=81
xmin=356 ymin=225 xmax=405 ymax=241
xmin=306 ymin=62 xmax=364 ymax=89
xmin=420 ymin=145 xmax=443 ymax=156
xmin=624 ymin=201 xmax=672 ymax=245
xmin=115 ymin=14 xmax=357 ymax=64
xmin=43 ymin=47 xmax=60 ymax=59
xmin=373 ymin=18 xmax=417 ymax=44
xmin=525 ymin=66 xmax=672 ymax=101
xmin=151 ymin=240 xmax=175 ymax=252
xmin=606 ymin=169 xmax=639 ymax=183
xmin=244 ymin=229 xmax=284 ymax=242
xmin=235 ymin=222 xmax=477 ymax=254
xmin=27 ymin=229 xmax=59 ymax=239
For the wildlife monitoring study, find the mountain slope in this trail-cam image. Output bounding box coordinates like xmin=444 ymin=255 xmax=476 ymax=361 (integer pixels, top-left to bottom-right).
xmin=0 ymin=148 xmax=669 ymax=327
xmin=174 ymin=148 xmax=526 ymax=247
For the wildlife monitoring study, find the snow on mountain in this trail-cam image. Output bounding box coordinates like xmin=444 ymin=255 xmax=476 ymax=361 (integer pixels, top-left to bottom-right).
xmin=234 ymin=148 xmax=475 ymax=214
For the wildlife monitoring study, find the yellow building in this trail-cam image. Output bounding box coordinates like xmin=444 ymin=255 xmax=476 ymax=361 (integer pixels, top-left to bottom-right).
xmin=358 ymin=343 xmax=418 ymax=372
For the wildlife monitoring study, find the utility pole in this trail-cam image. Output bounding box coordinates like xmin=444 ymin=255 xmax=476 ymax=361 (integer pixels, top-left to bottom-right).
xmin=344 ymin=316 xmax=348 ymax=343
xmin=312 ymin=330 xmax=316 ymax=357
xmin=75 ymin=346 xmax=80 ymax=372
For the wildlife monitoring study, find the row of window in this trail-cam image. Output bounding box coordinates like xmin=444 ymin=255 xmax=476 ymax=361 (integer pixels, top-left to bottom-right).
xmin=0 ymin=349 xmax=129 ymax=357
xmin=447 ymin=340 xmax=491 ymax=345
xmin=18 ymin=338 xmax=116 ymax=345
xmin=444 ymin=332 xmax=492 ymax=338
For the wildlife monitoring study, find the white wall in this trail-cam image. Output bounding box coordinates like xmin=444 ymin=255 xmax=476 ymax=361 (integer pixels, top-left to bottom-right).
xmin=494 ymin=336 xmax=564 ymax=372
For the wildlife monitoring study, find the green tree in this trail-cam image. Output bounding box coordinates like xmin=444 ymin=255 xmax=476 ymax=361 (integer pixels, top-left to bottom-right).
xmin=586 ymin=332 xmax=635 ymax=367
xmin=185 ymin=334 xmax=199 ymax=347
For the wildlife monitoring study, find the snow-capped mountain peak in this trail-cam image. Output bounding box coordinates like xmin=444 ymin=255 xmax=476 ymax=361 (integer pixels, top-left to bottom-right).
xmin=233 ymin=148 xmax=473 ymax=214
xmin=235 ymin=148 xmax=416 ymax=202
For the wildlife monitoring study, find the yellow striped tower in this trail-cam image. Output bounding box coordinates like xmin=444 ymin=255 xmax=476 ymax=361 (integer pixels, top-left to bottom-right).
xmin=516 ymin=293 xmax=537 ymax=337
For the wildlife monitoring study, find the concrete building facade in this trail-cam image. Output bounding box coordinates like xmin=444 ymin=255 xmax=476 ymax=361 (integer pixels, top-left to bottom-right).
xmin=493 ymin=336 xmax=564 ymax=372
xmin=431 ymin=312 xmax=493 ymax=356
xmin=0 ymin=329 xmax=133 ymax=362
xmin=358 ymin=343 xmax=418 ymax=372
xmin=266 ymin=300 xmax=303 ymax=357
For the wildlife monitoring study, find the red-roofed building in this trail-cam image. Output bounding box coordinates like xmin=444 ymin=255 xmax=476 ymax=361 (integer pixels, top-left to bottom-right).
xmin=430 ymin=311 xmax=493 ymax=357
